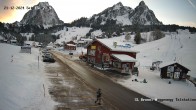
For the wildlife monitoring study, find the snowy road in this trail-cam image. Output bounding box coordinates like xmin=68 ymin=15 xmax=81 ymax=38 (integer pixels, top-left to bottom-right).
xmin=45 ymin=57 xmax=115 ymax=109
xmin=52 ymin=51 xmax=174 ymax=110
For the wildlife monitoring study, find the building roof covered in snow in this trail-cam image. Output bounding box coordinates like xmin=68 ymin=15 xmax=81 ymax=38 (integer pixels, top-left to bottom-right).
xmin=66 ymin=40 xmax=77 ymax=44
xmin=95 ymin=39 xmax=139 ymax=53
xmin=81 ymin=38 xmax=93 ymax=42
xmin=66 ymin=44 xmax=76 ymax=46
xmin=159 ymin=61 xmax=190 ymax=71
xmin=111 ymin=54 xmax=137 ymax=62
xmin=78 ymin=40 xmax=85 ymax=43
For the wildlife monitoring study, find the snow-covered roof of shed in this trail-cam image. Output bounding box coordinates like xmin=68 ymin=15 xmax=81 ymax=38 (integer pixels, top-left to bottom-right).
xmin=159 ymin=61 xmax=190 ymax=71
xmin=97 ymin=39 xmax=139 ymax=53
xmin=78 ymin=40 xmax=85 ymax=43
xmin=81 ymin=38 xmax=93 ymax=41
xmin=111 ymin=54 xmax=137 ymax=62
xmin=67 ymin=44 xmax=76 ymax=46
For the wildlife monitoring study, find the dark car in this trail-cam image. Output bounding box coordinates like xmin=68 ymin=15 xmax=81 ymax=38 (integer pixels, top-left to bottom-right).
xmin=43 ymin=54 xmax=55 ymax=63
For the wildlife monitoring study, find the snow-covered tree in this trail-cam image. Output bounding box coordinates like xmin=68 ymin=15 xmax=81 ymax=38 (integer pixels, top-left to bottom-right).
xmin=125 ymin=33 xmax=131 ymax=41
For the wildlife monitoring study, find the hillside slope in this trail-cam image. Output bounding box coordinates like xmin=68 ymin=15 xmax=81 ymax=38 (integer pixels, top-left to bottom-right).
xmin=133 ymin=30 xmax=196 ymax=77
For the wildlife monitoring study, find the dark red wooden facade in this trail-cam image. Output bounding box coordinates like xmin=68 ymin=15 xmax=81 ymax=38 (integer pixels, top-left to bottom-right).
xmin=87 ymin=39 xmax=137 ymax=73
xmin=64 ymin=41 xmax=76 ymax=50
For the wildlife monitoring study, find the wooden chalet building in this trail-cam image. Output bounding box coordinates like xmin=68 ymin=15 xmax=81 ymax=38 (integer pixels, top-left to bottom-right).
xmin=86 ymin=39 xmax=139 ymax=74
xmin=160 ymin=62 xmax=190 ymax=80
xmin=64 ymin=41 xmax=76 ymax=50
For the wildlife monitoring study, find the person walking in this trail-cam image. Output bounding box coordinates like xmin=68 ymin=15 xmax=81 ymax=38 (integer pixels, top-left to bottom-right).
xmin=95 ymin=88 xmax=102 ymax=105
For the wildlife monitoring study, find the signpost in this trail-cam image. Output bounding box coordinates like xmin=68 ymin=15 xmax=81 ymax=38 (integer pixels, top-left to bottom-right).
xmin=38 ymin=56 xmax=39 ymax=68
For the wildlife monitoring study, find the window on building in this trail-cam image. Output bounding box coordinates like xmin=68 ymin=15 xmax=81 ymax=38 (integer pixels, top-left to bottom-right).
xmin=90 ymin=57 xmax=95 ymax=63
xmin=170 ymin=72 xmax=173 ymax=78
xmin=113 ymin=62 xmax=120 ymax=68
xmin=89 ymin=50 xmax=95 ymax=56
xmin=174 ymin=72 xmax=180 ymax=79
xmin=88 ymin=50 xmax=96 ymax=56
xmin=167 ymin=72 xmax=171 ymax=77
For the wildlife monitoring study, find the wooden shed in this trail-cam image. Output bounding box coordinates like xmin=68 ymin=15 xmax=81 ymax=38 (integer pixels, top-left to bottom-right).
xmin=64 ymin=41 xmax=76 ymax=50
xmin=160 ymin=62 xmax=190 ymax=80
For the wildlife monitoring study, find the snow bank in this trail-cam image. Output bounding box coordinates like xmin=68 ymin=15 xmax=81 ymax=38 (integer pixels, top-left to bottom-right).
xmin=0 ymin=43 xmax=56 ymax=110
xmin=118 ymin=67 xmax=196 ymax=110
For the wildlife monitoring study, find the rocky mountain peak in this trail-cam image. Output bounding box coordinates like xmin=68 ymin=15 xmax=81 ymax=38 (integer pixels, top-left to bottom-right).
xmin=86 ymin=1 xmax=162 ymax=26
xmin=114 ymin=2 xmax=123 ymax=7
xmin=37 ymin=2 xmax=50 ymax=7
xmin=129 ymin=1 xmax=162 ymax=25
xmin=136 ymin=1 xmax=149 ymax=11
xmin=111 ymin=2 xmax=124 ymax=10
xmin=20 ymin=2 xmax=63 ymax=28
xmin=139 ymin=1 xmax=146 ymax=6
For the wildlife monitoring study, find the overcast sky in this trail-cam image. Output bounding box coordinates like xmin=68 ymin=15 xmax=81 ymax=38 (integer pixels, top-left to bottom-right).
xmin=0 ymin=0 xmax=196 ymax=27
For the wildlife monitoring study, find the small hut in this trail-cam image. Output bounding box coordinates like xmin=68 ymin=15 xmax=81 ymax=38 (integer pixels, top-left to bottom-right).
xmin=160 ymin=62 xmax=190 ymax=80
xmin=64 ymin=41 xmax=76 ymax=50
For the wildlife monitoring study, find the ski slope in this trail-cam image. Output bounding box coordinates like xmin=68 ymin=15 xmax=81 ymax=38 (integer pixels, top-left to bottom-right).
xmin=54 ymin=27 xmax=91 ymax=44
xmin=116 ymin=30 xmax=196 ymax=110
xmin=133 ymin=30 xmax=196 ymax=77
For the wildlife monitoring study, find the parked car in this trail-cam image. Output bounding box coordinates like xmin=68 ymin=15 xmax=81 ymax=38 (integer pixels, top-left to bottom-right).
xmin=42 ymin=52 xmax=51 ymax=57
xmin=42 ymin=49 xmax=49 ymax=54
xmin=43 ymin=53 xmax=55 ymax=63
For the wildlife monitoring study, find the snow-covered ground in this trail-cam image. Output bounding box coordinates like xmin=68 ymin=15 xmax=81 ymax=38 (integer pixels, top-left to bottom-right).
xmin=0 ymin=43 xmax=56 ymax=110
xmin=118 ymin=67 xmax=196 ymax=110
xmin=134 ymin=31 xmax=196 ymax=78
xmin=94 ymin=30 xmax=196 ymax=78
xmin=91 ymin=29 xmax=103 ymax=37
xmin=54 ymin=27 xmax=91 ymax=44
xmin=116 ymin=30 xmax=196 ymax=110
xmin=54 ymin=29 xmax=196 ymax=110
xmin=55 ymin=28 xmax=196 ymax=78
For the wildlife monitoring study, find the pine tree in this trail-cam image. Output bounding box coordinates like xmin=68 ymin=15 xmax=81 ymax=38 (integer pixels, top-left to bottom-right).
xmin=151 ymin=29 xmax=165 ymax=40
xmin=134 ymin=32 xmax=141 ymax=44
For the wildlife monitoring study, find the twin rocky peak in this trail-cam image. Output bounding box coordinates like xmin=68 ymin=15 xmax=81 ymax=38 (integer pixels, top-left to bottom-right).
xmin=20 ymin=1 xmax=162 ymax=28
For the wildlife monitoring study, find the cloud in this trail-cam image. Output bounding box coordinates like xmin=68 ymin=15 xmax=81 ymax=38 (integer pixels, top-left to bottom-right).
xmin=0 ymin=0 xmax=38 ymax=23
xmin=0 ymin=0 xmax=15 ymax=22
xmin=187 ymin=0 xmax=196 ymax=9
